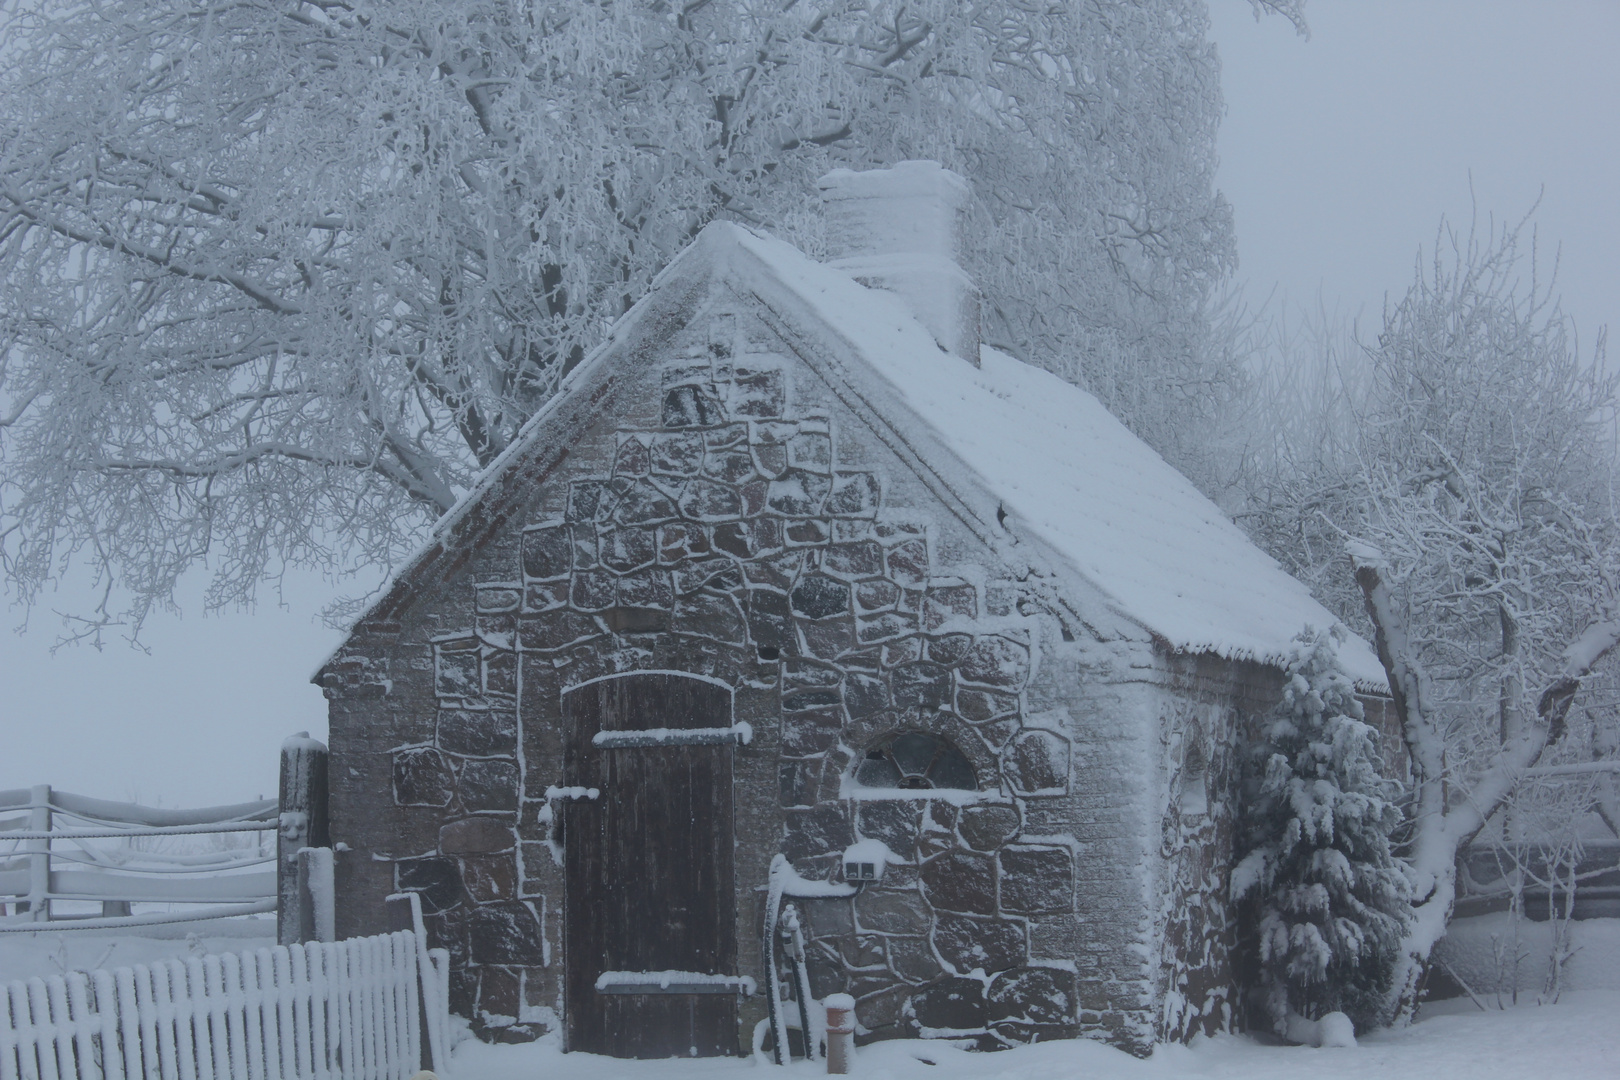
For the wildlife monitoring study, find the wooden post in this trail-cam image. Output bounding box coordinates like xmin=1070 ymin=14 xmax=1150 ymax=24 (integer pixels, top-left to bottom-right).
xmin=24 ymin=784 xmax=51 ymax=922
xmin=278 ymin=733 xmax=329 ymax=945
xmin=824 ymin=993 xmax=854 ymax=1075
xmin=296 ymin=847 xmax=336 ymax=942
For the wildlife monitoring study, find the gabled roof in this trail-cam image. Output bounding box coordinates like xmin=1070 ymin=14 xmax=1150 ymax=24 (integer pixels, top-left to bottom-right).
xmin=327 ymin=221 xmax=1386 ymax=689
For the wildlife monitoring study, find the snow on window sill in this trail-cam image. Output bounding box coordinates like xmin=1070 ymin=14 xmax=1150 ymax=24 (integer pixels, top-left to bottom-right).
xmin=839 ymin=780 xmax=1007 ymax=806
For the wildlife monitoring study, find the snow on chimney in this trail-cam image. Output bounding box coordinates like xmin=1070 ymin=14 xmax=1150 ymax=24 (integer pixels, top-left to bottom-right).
xmin=817 ymin=161 xmax=981 ymax=366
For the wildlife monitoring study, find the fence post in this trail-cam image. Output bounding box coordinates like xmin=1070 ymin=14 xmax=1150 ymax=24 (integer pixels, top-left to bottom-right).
xmin=824 ymin=994 xmax=855 ymax=1075
xmin=24 ymin=784 xmax=50 ymax=921
xmin=278 ymin=734 xmax=330 ymax=945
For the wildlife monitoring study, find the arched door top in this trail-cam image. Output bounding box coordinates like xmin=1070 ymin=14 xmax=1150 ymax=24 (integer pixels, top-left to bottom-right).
xmin=563 ymin=668 xmax=735 ymax=697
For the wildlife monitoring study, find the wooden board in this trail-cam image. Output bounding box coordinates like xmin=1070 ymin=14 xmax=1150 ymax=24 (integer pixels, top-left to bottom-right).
xmin=562 ymin=673 xmax=739 ymax=1057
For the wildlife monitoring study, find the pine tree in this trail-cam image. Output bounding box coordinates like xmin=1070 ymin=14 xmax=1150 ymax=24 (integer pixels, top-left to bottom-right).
xmin=1233 ymin=626 xmax=1411 ymax=1035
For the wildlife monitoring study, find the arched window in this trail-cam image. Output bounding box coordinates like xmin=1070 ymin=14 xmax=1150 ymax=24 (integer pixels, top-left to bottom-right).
xmin=855 ymin=731 xmax=976 ymax=790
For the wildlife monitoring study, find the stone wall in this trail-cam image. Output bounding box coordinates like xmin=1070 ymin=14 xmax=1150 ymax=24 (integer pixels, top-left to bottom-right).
xmin=1148 ymin=656 xmax=1285 ymax=1042
xmin=321 ymin=290 xmax=1258 ymax=1058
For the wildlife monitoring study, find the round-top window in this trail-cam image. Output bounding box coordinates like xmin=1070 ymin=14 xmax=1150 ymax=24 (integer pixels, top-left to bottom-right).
xmin=855 ymin=731 xmax=976 ymax=790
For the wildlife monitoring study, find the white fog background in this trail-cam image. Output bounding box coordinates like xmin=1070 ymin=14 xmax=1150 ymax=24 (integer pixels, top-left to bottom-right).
xmin=3 ymin=0 xmax=1617 ymax=808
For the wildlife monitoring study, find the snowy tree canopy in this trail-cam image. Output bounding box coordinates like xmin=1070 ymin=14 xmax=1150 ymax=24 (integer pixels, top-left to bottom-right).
xmin=0 ymin=0 xmax=1302 ymax=631
xmin=1246 ymin=211 xmax=1618 ymax=706
xmin=1233 ymin=625 xmax=1409 ymax=1035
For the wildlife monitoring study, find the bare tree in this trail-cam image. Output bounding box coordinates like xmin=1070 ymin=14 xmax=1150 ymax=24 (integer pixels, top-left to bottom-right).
xmin=1335 ymin=214 xmax=1620 ymax=1021
xmin=0 ymin=0 xmax=1304 ymax=635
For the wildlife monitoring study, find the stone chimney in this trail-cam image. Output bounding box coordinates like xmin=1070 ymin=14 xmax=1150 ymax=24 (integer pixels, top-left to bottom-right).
xmin=817 ymin=161 xmax=981 ymax=366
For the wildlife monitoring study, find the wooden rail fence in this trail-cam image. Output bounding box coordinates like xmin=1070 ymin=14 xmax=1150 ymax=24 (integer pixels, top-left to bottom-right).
xmin=0 ymin=788 xmax=278 ymax=932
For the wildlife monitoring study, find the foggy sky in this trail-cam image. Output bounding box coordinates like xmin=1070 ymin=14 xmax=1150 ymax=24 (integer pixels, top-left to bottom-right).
xmin=1211 ymin=0 xmax=1618 ymax=338
xmin=4 ymin=0 xmax=1616 ymax=808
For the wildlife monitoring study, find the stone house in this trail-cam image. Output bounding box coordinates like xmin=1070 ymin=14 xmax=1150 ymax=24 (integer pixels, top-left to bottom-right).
xmin=316 ymin=162 xmax=1388 ymax=1058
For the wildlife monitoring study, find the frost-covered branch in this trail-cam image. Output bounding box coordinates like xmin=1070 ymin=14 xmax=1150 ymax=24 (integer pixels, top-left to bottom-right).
xmin=1523 ymin=760 xmax=1620 ymax=778
xmin=0 ymin=0 xmax=1257 ymax=633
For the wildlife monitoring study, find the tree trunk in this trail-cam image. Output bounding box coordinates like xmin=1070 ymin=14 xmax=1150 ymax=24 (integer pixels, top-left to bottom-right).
xmin=1351 ymin=552 xmax=1620 ymax=1023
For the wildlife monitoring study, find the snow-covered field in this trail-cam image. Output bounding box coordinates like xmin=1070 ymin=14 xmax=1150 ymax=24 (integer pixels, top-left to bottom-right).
xmin=0 ymin=921 xmax=275 ymax=983
xmin=454 ymin=992 xmax=1620 ymax=1080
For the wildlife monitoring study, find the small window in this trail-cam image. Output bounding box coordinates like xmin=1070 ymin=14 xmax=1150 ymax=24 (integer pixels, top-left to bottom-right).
xmin=855 ymin=731 xmax=976 ymax=790
xmin=1178 ymin=731 xmax=1209 ymax=817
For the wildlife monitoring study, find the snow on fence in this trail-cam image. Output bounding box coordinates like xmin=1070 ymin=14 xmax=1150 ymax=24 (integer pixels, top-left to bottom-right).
xmin=1456 ymin=837 xmax=1620 ymax=921
xmin=0 ymin=922 xmax=451 ymax=1080
xmin=0 ymin=787 xmax=278 ymax=932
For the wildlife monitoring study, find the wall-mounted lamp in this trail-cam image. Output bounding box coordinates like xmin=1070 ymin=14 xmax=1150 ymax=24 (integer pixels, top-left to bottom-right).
xmin=842 ymin=839 xmax=893 ymax=885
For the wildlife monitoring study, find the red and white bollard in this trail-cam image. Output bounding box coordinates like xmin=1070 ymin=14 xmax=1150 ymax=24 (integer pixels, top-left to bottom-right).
xmin=824 ymin=993 xmax=855 ymax=1074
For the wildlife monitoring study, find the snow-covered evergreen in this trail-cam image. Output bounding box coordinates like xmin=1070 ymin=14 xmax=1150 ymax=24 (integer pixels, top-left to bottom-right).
xmin=1233 ymin=626 xmax=1411 ymax=1035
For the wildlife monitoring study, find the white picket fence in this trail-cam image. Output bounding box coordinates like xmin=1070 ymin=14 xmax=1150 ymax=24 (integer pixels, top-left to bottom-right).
xmin=0 ymin=927 xmax=451 ymax=1080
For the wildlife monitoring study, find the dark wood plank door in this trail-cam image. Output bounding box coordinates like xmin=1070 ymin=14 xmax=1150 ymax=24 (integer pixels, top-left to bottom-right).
xmin=562 ymin=673 xmax=738 ymax=1057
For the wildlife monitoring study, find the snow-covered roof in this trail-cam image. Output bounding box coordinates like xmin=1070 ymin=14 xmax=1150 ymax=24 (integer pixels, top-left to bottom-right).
xmin=329 ymin=220 xmax=1386 ymax=689
xmin=719 ymin=225 xmax=1387 ymax=687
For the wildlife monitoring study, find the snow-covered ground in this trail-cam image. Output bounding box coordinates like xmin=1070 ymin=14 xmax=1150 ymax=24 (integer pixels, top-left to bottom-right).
xmin=1434 ymin=914 xmax=1620 ymax=1003
xmin=453 ymin=992 xmax=1620 ymax=1080
xmin=0 ymin=920 xmax=275 ymax=983
xmin=5 ymin=927 xmax=1615 ymax=1078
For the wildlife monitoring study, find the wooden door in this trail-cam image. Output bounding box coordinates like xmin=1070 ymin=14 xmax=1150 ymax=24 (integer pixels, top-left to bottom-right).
xmin=562 ymin=673 xmax=739 ymax=1057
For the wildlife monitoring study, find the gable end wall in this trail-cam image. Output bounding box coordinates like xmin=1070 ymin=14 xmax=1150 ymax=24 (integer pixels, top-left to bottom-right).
xmin=321 ymin=283 xmax=1276 ymax=1058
